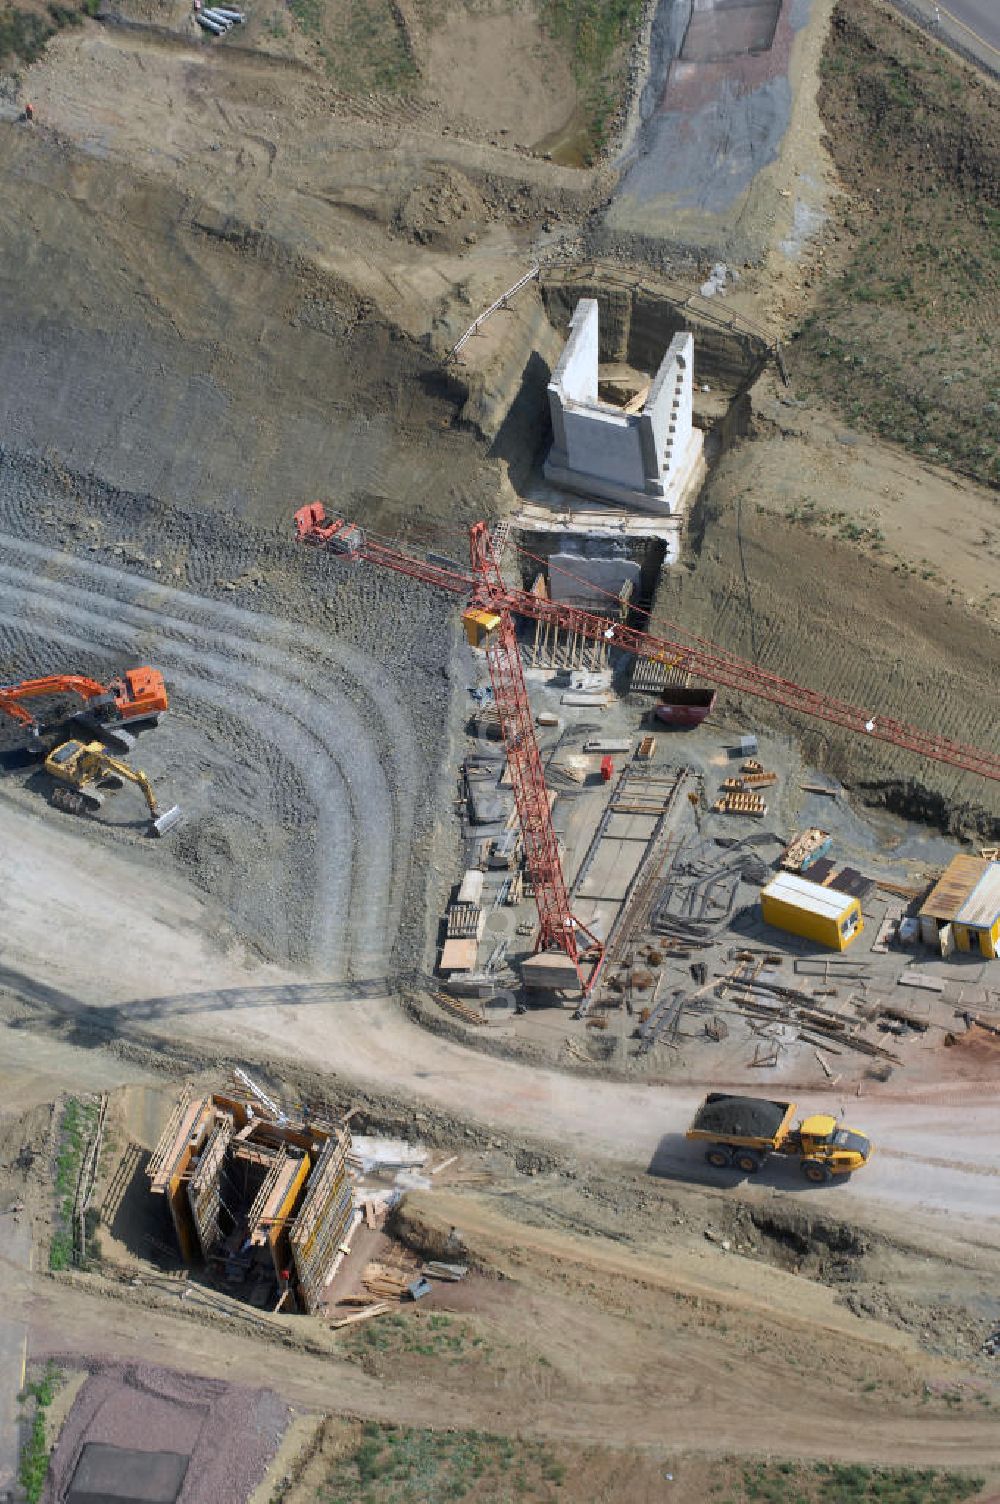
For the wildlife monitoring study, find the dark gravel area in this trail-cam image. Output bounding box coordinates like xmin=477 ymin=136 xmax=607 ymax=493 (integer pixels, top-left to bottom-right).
xmin=43 ymin=1360 xmax=289 ymax=1504
xmin=691 ymin=1094 xmax=790 ymax=1139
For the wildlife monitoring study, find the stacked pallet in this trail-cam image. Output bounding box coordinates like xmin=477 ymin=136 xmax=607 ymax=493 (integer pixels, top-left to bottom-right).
xmin=721 ymin=772 xmax=777 ymax=791
xmin=713 ymin=790 xmax=768 ymax=817
xmin=362 ymin=1261 xmax=418 ymax=1301
xmin=446 ymin=903 xmax=485 ymax=940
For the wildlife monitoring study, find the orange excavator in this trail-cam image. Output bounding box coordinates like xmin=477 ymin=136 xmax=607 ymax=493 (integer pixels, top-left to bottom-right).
xmin=0 ymin=666 xmax=169 ymax=753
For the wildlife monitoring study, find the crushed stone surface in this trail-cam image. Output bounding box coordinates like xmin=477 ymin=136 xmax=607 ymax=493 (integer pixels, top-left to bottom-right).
xmin=43 ymin=1360 xmax=290 ymax=1504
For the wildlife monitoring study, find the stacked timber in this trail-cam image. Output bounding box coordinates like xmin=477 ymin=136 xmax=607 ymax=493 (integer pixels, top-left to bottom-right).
xmin=363 ymin=1261 xmax=418 ymax=1301
xmin=446 ymin=903 xmax=485 ymax=940
xmin=713 ymin=790 xmax=768 ymax=817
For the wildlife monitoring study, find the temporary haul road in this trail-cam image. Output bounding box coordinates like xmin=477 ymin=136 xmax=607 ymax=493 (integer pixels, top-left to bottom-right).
xmin=2 ymin=807 xmax=997 ymax=1247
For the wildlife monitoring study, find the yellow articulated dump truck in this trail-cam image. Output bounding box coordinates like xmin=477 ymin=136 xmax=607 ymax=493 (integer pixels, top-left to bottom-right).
xmin=686 ymin=1093 xmax=873 ymax=1183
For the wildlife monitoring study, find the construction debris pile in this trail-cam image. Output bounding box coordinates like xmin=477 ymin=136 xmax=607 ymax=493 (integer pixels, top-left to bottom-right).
xmin=649 ymin=833 xmax=776 ymax=948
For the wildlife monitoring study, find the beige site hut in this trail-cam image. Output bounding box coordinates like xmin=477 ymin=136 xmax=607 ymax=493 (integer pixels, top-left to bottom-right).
xmin=760 ymin=871 xmax=864 ymax=952
xmin=918 ymin=854 xmax=1000 ymax=959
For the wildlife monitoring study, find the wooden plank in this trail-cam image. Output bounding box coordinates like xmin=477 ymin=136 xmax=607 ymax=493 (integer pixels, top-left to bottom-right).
xmin=898 ymin=971 xmax=945 ymax=993
xmin=877 ymin=879 xmax=928 ymax=900
xmin=330 ymin=1303 xmax=392 ymax=1328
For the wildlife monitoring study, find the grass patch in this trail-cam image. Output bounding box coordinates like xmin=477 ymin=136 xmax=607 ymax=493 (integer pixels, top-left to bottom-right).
xmin=739 ymin=1459 xmax=982 ymax=1503
xmin=538 ymin=0 xmax=644 ymax=160
xmin=299 ymin=1423 xmax=987 ymax=1504
xmin=782 ymin=499 xmax=885 ymax=550
xmin=341 ymin=1311 xmax=489 ymax=1364
xmin=19 ymin=1364 xmax=60 ymax=1504
xmin=792 ymin=0 xmax=1000 ymax=487
xmin=320 ymin=1421 xmax=566 ymax=1502
xmin=287 ymin=0 xmax=417 ymax=93
xmin=0 ymin=0 xmax=94 ymax=65
xmin=50 ymin=1095 xmax=99 ymax=1271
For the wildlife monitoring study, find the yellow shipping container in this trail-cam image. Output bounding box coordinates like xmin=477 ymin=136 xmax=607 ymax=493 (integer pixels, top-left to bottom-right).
xmin=760 ymin=871 xmax=864 ymax=952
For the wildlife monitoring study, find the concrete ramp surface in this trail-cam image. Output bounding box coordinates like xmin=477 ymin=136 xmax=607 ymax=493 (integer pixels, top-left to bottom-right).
xmin=608 ymin=0 xmax=816 ymax=255
xmin=67 ymin=1443 xmax=190 ymax=1504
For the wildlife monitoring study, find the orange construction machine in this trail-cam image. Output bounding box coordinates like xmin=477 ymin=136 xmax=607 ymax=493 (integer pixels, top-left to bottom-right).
xmin=0 ymin=666 xmax=169 ymax=752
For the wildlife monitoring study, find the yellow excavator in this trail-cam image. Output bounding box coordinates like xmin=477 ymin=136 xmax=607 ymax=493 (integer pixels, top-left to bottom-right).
xmin=43 ymin=739 xmax=181 ymax=836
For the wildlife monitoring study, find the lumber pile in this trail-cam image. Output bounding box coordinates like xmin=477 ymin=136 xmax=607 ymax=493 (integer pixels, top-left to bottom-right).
xmin=713 ymin=790 xmax=767 ymax=817
xmin=362 ymin=1261 xmax=417 ymax=1301
xmin=780 ymin=828 xmax=830 ymax=872
xmin=433 ymin=991 xmax=486 ymax=1026
xmin=721 ymin=771 xmax=777 ymax=790
xmin=422 ymin=1261 xmax=468 ymax=1282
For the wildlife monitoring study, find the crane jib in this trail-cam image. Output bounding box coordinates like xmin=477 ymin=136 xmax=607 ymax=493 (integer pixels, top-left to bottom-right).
xmin=294 ymin=507 xmax=1000 ymax=784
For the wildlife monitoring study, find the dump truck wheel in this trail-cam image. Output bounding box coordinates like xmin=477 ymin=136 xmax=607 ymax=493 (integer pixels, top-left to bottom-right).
xmin=705 ymin=1146 xmax=732 ymax=1169
xmin=733 ymin=1149 xmax=762 ymax=1174
xmin=801 ymin=1159 xmax=831 ymax=1184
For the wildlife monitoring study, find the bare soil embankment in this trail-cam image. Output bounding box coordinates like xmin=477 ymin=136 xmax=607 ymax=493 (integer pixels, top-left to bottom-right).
xmin=655 ymin=439 xmax=1000 ymax=839
xmin=792 ymin=0 xmax=1000 ymax=487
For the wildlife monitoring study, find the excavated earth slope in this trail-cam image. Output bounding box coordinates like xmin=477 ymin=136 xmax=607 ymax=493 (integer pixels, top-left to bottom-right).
xmin=0 ymin=448 xmax=466 ymax=977
xmin=656 ymin=445 xmax=1000 ymax=838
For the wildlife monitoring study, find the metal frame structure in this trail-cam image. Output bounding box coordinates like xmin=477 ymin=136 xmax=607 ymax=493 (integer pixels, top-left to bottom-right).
xmin=294 ymin=504 xmax=1000 ymax=992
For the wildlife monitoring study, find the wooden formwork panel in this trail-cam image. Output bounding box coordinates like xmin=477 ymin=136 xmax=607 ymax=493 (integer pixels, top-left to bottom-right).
xmin=290 ymin=1130 xmax=355 ymax=1313
xmin=186 ymin=1117 xmax=234 ymax=1259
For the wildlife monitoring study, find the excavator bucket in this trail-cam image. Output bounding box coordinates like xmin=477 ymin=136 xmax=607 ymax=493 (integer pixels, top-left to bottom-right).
xmin=151 ymin=804 xmax=182 ymax=837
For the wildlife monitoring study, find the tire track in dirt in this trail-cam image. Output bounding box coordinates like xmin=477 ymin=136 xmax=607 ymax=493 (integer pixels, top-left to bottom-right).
xmin=0 ymin=533 xmax=426 ymax=978
xmin=0 ymin=597 xmax=356 ymax=970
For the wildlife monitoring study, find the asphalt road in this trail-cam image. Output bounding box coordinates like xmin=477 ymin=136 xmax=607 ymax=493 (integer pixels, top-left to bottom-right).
xmin=894 ymin=0 xmax=1000 ymax=70
xmin=943 ymin=0 xmax=1000 ymax=53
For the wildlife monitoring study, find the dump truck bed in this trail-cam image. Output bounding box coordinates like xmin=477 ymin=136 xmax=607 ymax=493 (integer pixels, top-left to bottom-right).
xmin=686 ymin=1093 xmax=797 ymax=1150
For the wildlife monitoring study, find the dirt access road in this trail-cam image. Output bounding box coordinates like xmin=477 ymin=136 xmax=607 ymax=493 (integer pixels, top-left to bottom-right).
xmin=3 ymin=792 xmax=998 ymax=1250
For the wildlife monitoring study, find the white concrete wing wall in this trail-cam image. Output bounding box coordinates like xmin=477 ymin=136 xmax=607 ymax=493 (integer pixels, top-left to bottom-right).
xmin=544 ymin=299 xmax=703 ymax=516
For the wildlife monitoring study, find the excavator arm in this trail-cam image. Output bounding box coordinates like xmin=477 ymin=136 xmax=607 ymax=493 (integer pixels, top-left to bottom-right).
xmin=44 ymin=740 xmax=181 ymax=836
xmin=0 ymin=674 xmax=115 ymax=731
xmin=83 ymin=749 xmax=161 ymax=817
xmin=0 ymin=666 xmax=168 ymax=749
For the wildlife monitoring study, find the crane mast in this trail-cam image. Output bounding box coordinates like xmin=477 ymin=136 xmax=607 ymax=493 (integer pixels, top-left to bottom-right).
xmin=294 ymin=504 xmax=1000 ymax=992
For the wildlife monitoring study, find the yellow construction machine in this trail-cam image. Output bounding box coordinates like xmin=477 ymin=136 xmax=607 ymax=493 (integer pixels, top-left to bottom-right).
xmin=686 ymin=1094 xmax=872 ymax=1182
xmin=43 ymin=739 xmax=181 ymax=836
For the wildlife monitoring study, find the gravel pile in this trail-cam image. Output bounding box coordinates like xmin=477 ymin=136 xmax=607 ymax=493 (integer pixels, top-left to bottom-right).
xmin=691 ymin=1094 xmax=789 ymax=1139
xmin=43 ymin=1360 xmax=289 ymax=1504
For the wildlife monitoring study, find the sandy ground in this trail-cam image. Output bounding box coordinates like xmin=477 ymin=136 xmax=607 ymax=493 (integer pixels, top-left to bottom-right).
xmin=0 ymin=1 xmax=998 ymax=1490
xmin=749 ymin=374 xmax=1000 ymax=615
xmin=3 ymin=800 xmax=998 ymax=1249
xmin=15 ymin=1167 xmax=1000 ymax=1474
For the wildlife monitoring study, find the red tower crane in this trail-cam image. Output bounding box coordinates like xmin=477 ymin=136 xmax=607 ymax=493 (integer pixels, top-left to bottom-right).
xmin=294 ymin=504 xmax=1000 ymax=992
